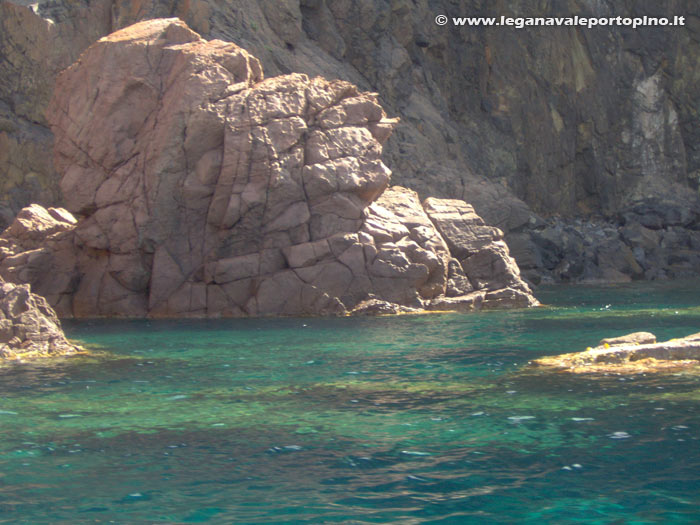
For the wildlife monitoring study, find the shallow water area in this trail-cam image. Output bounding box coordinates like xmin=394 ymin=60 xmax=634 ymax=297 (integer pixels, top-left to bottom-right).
xmin=2 ymin=280 xmax=700 ymax=523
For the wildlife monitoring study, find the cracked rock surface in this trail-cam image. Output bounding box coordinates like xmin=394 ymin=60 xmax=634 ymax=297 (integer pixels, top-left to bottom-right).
xmin=0 ymin=277 xmax=81 ymax=360
xmin=0 ymin=19 xmax=537 ymax=318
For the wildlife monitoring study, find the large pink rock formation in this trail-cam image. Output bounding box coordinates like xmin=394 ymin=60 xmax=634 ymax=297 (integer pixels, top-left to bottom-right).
xmin=0 ymin=19 xmax=537 ymax=317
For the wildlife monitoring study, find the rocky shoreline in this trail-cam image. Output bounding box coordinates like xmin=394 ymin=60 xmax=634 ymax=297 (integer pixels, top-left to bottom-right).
xmin=0 ymin=18 xmax=541 ymax=357
xmin=0 ymin=19 xmax=538 ymax=319
xmin=1 ymin=12 xmax=696 ymax=356
xmin=531 ymin=332 xmax=700 ymax=374
xmin=3 ymin=1 xmax=700 ymax=288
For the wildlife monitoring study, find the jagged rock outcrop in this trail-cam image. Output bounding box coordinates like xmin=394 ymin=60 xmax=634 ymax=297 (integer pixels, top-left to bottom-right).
xmin=0 ymin=204 xmax=79 ymax=313
xmin=0 ymin=278 xmax=81 ymax=360
xmin=421 ymin=197 xmax=535 ymax=309
xmin=532 ymin=332 xmax=700 ymax=374
xmin=0 ymin=19 xmax=536 ymax=318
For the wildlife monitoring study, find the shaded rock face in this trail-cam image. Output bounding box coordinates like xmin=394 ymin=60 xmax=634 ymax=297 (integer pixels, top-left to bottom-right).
xmin=421 ymin=198 xmax=535 ymax=309
xmin=512 ymin=214 xmax=700 ymax=285
xmin=0 ymin=0 xmax=114 ymax=226
xmin=2 ymin=0 xmax=700 ymax=284
xmin=0 ymin=278 xmax=81 ymax=360
xmin=0 ymin=19 xmax=536 ymax=318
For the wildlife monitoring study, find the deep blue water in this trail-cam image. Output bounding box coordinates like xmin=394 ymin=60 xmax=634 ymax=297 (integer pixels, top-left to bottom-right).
xmin=1 ymin=280 xmax=700 ymax=523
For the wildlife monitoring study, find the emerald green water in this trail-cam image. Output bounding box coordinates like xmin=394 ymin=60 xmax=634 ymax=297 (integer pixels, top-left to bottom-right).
xmin=2 ymin=281 xmax=700 ymax=523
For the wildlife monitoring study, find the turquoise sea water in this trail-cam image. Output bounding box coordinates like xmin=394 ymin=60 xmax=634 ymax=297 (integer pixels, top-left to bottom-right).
xmin=2 ymin=281 xmax=700 ymax=523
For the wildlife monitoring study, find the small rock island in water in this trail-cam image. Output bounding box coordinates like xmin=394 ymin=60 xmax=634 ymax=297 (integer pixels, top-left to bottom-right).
xmin=532 ymin=331 xmax=700 ymax=374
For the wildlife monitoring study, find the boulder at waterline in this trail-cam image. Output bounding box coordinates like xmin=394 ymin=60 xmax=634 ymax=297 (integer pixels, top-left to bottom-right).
xmin=0 ymin=278 xmax=82 ymax=361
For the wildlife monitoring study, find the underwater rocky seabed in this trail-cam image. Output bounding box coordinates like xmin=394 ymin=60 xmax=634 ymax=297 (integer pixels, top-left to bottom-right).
xmin=1 ymin=280 xmax=700 ymax=523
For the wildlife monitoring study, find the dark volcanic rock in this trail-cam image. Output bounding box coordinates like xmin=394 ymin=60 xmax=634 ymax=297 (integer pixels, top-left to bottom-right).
xmin=0 ymin=0 xmax=114 ymax=228
xmin=513 ymin=212 xmax=700 ymax=284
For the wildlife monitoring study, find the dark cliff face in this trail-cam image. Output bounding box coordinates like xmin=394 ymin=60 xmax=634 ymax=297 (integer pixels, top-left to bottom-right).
xmin=1 ymin=0 xmax=699 ymax=282
xmin=297 ymin=0 xmax=700 ymax=220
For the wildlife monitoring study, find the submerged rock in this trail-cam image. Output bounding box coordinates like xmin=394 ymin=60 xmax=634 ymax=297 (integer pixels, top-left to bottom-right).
xmin=532 ymin=332 xmax=700 ymax=374
xmin=598 ymin=332 xmax=656 ymax=347
xmin=0 ymin=279 xmax=81 ymax=361
xmin=350 ymin=296 xmax=420 ymax=316
xmin=0 ymin=19 xmax=537 ymax=318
